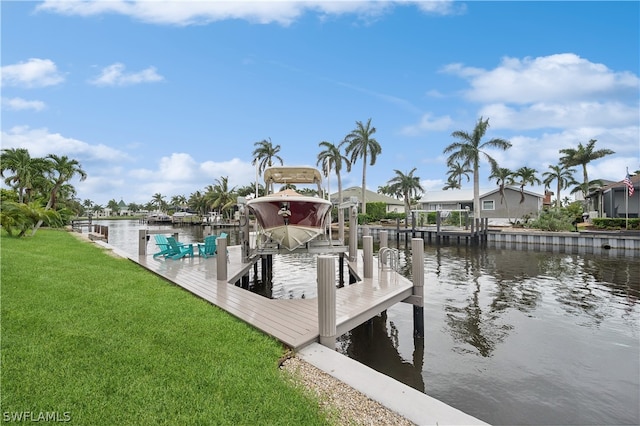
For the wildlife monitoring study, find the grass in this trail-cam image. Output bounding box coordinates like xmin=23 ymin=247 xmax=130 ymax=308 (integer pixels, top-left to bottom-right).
xmin=1 ymin=229 xmax=329 ymax=425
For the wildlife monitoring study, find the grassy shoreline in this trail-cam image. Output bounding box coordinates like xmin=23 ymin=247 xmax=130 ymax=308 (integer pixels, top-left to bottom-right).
xmin=1 ymin=229 xmax=329 ymax=425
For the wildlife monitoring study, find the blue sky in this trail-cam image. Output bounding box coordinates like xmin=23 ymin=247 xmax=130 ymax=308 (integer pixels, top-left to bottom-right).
xmin=2 ymin=1 xmax=639 ymax=207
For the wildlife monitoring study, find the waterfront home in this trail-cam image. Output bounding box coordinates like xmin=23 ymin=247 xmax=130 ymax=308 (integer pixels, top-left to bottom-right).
xmin=330 ymin=187 xmax=405 ymax=214
xmin=417 ymin=187 xmax=545 ymax=225
xmin=587 ymin=174 xmax=640 ymax=218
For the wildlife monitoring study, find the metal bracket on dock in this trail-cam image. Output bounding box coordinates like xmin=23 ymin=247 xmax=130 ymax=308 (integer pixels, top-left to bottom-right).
xmin=378 ymin=247 xmax=400 ymax=271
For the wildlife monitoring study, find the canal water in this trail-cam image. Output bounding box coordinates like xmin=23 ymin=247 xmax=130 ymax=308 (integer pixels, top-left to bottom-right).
xmin=93 ymin=220 xmax=639 ymax=426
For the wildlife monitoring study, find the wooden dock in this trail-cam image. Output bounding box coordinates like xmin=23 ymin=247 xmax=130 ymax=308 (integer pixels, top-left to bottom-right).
xmin=130 ymin=245 xmax=414 ymax=350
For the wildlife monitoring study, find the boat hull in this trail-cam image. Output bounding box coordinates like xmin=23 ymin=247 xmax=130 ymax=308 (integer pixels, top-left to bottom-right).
xmin=247 ymin=195 xmax=332 ymax=250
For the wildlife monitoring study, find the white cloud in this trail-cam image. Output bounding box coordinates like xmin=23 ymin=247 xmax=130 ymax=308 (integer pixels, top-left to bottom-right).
xmin=1 ymin=58 xmax=64 ymax=88
xmin=446 ymin=53 xmax=639 ymax=104
xmin=0 ymin=126 xmax=130 ymax=161
xmin=420 ymin=178 xmax=445 ymax=192
xmin=479 ymin=101 xmax=638 ymax=130
xmin=124 ymin=155 xmax=255 ymax=205
xmin=89 ymin=63 xmax=164 ymax=86
xmin=401 ymin=113 xmax=453 ymax=135
xmin=1 ymin=97 xmax=46 ymax=111
xmin=36 ymin=0 xmax=458 ymax=26
xmin=488 ymin=128 xmax=639 ymax=184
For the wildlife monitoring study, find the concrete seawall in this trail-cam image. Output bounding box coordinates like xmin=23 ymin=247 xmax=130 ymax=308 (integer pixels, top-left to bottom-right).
xmin=487 ymin=230 xmax=640 ymax=253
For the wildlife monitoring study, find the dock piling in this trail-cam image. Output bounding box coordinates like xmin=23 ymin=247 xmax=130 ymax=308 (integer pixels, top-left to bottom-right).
xmin=138 ymin=229 xmax=147 ymax=256
xmin=349 ymin=206 xmax=358 ymax=262
xmin=363 ymin=236 xmax=373 ymax=278
xmin=217 ymin=236 xmax=228 ymax=281
xmin=318 ymin=255 xmax=337 ymax=348
xmin=380 ymin=230 xmax=388 ymax=250
xmin=411 ymin=238 xmax=425 ymax=338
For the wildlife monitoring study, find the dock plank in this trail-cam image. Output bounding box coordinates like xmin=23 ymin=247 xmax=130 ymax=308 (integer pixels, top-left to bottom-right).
xmin=127 ymin=245 xmax=414 ymax=349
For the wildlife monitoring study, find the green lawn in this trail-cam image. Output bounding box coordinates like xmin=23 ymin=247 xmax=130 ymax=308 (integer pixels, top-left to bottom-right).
xmin=1 ymin=229 xmax=329 ymax=425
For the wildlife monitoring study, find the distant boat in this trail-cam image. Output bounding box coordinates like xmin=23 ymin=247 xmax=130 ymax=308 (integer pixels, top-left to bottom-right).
xmin=146 ymin=212 xmax=172 ymax=224
xmin=171 ymin=211 xmax=202 ymax=225
xmin=247 ymin=166 xmax=332 ymax=251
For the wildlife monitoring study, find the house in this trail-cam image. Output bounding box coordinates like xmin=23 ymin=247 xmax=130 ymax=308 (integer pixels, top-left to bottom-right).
xmin=586 ymin=174 xmax=640 ymax=218
xmin=117 ymin=199 xmax=131 ymax=216
xmin=329 ymin=187 xmax=404 ymax=214
xmin=417 ymin=186 xmax=545 ymax=225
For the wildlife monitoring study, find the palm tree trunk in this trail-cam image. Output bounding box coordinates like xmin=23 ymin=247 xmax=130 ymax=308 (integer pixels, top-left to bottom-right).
xmin=361 ymin=155 xmax=367 ymax=215
xmin=473 ymin=165 xmax=480 ymax=220
xmin=337 ymin=174 xmax=344 ymax=242
xmin=32 ymin=184 xmax=60 ymax=236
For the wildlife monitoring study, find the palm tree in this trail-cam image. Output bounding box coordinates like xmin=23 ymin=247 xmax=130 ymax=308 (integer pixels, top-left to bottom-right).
xmin=236 ymin=183 xmax=265 ymax=198
xmin=342 ymin=118 xmax=382 ymax=215
xmin=82 ymin=199 xmax=94 ymax=215
xmin=188 ymin=190 xmax=208 ymax=216
xmin=0 ymin=201 xmax=61 ymax=237
xmin=252 ymin=138 xmax=283 ymax=193
xmin=42 ymin=155 xmax=86 ymax=209
xmin=559 ymin=139 xmax=615 ymax=199
xmin=170 ymin=194 xmax=187 ymax=210
xmin=489 ymin=167 xmax=514 ymax=223
xmin=542 ymin=164 xmax=577 ymax=211
xmin=386 ymin=168 xmax=424 ymax=221
xmin=151 ymin=193 xmax=166 ymax=212
xmin=513 ymin=166 xmax=541 ymax=204
xmin=489 ymin=167 xmax=514 ymax=205
xmin=0 ymin=148 xmax=47 ymax=203
xmin=91 ymin=204 xmax=104 ymax=216
xmin=446 ymin=161 xmax=472 ymax=189
xmin=317 ymin=141 xmax=351 ymax=241
xmin=443 ymin=117 xmax=512 ymax=219
xmin=106 ymin=199 xmax=120 ymax=216
xmin=442 ymin=178 xmax=460 ymax=190
xmin=29 ymin=154 xmax=86 ymax=235
xmin=205 ymin=177 xmax=237 ymax=220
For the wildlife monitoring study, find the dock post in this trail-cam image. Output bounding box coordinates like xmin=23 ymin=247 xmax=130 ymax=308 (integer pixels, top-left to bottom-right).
xmin=138 ymin=229 xmax=147 ymax=256
xmin=411 ymin=211 xmax=416 ymax=238
xmin=217 ymin=237 xmax=228 ymax=281
xmin=349 ymin=206 xmax=358 ymax=262
xmin=436 ymin=211 xmax=441 ymax=243
xmin=363 ymin=236 xmax=373 ymax=278
xmin=317 ymin=255 xmax=336 ymax=349
xmin=411 ymin=238 xmax=425 ymax=338
xmin=380 ymin=230 xmax=388 ymax=250
xmin=240 ymin=205 xmax=251 ymax=263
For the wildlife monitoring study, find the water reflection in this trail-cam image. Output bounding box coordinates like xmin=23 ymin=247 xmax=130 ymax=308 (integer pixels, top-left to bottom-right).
xmin=94 ymin=220 xmax=639 ymax=425
xmin=337 ymin=312 xmax=426 ymax=392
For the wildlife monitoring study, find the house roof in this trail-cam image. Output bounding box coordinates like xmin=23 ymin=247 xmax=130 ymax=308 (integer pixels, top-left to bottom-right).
xmin=329 ymin=187 xmax=403 ymax=205
xmin=420 ymin=186 xmax=543 ymax=203
xmin=598 ymin=174 xmax=640 ymax=194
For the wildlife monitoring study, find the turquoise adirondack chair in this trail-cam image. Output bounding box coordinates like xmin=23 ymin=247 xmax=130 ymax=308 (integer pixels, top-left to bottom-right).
xmin=166 ymin=236 xmax=194 ymax=260
xmin=197 ymin=235 xmax=218 ymax=258
xmin=153 ymin=234 xmax=188 ymax=258
xmin=152 ymin=234 xmax=172 ymax=258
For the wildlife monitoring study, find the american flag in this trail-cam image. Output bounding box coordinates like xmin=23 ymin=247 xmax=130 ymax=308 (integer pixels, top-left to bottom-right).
xmin=623 ymin=172 xmax=634 ymax=196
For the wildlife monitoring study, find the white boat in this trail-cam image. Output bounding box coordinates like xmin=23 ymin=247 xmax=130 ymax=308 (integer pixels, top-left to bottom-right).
xmin=247 ymin=166 xmax=332 ymax=251
xmin=171 ymin=211 xmax=202 ymax=224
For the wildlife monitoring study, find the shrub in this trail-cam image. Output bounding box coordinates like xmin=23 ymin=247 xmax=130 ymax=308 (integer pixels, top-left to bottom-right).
xmin=526 ymin=209 xmax=576 ymax=232
xmin=592 ymin=218 xmax=640 ymax=230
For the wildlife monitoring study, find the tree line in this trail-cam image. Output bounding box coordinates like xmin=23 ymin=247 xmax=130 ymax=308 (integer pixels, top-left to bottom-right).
xmin=1 ymin=116 xmax=622 ymax=236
